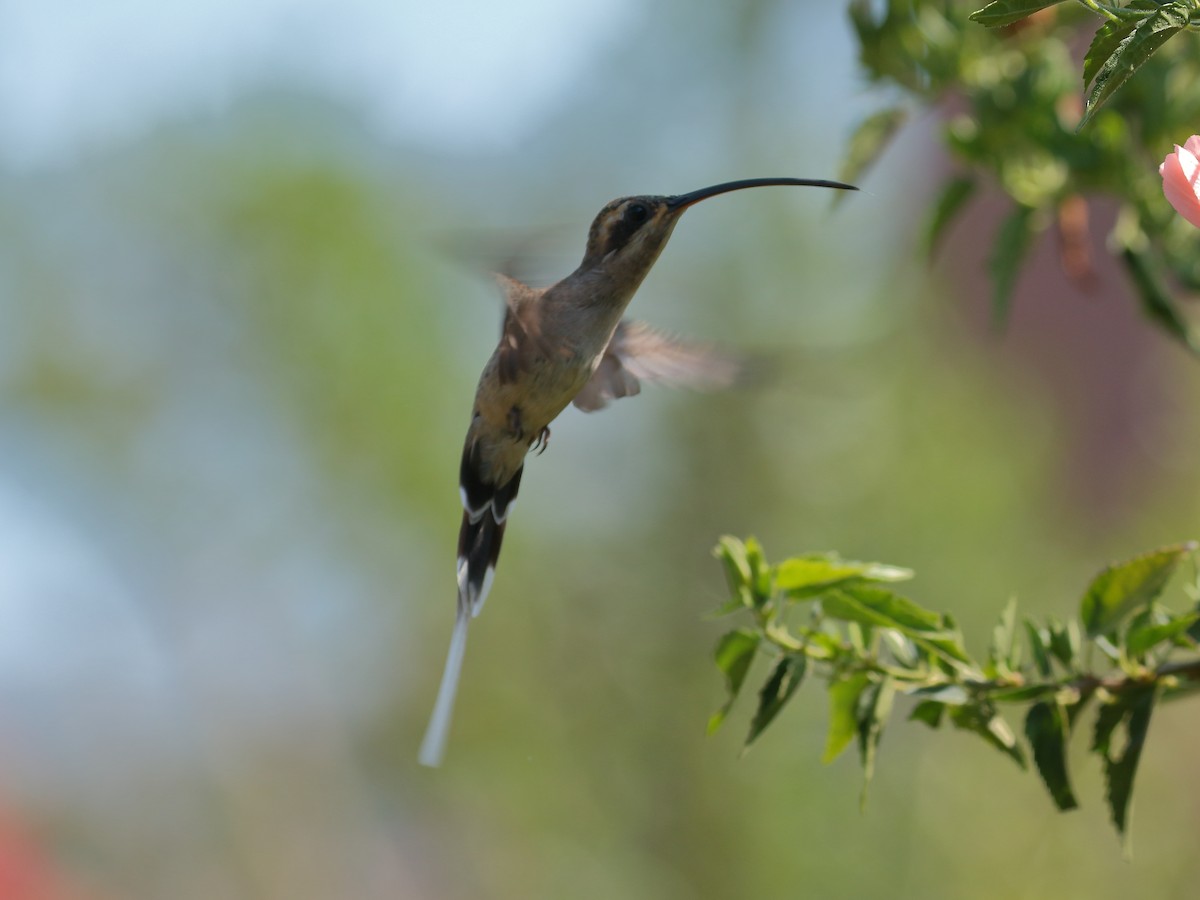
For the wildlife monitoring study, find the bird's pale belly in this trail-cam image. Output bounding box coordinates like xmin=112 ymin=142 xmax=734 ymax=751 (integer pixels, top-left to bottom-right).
xmin=481 ymin=355 xmax=595 ymax=437
xmin=467 ymin=351 xmax=598 ymax=487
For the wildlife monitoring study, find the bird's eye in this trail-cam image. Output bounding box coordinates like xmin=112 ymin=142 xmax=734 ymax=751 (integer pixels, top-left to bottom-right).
xmin=625 ymin=203 xmax=649 ymax=224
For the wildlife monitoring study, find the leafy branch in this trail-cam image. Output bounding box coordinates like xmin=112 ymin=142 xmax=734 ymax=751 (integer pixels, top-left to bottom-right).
xmin=842 ymin=0 xmax=1200 ymax=353
xmin=708 ymin=536 xmax=1200 ymax=847
xmin=970 ymin=0 xmax=1200 ymax=128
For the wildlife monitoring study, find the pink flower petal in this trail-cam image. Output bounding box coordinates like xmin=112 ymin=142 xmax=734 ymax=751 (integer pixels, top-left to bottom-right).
xmin=1185 ymin=134 xmax=1200 ymax=159
xmin=1161 ymin=140 xmax=1200 ymax=229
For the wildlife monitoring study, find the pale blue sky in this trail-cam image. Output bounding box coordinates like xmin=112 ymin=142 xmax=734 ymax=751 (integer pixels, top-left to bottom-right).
xmin=0 ymin=0 xmax=633 ymax=167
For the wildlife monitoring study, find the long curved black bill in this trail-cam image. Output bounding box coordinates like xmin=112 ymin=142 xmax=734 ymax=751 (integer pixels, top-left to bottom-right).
xmin=666 ymin=177 xmax=857 ymax=212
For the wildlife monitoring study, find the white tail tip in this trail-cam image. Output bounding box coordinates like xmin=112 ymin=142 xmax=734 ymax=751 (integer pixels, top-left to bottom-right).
xmin=418 ymin=611 xmax=470 ymax=767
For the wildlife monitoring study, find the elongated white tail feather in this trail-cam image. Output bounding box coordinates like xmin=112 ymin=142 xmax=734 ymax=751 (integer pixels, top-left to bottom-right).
xmin=418 ymin=609 xmax=470 ymax=767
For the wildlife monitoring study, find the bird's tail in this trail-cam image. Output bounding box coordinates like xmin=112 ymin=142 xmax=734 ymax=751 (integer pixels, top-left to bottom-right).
xmin=457 ymin=446 xmax=523 ymax=617
xmin=419 ymin=453 xmax=523 ymax=766
xmin=418 ymin=606 xmax=470 ymax=767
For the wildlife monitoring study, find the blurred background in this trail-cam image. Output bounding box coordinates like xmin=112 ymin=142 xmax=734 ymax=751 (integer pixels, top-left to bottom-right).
xmin=1 ymin=1 xmax=1199 ymax=898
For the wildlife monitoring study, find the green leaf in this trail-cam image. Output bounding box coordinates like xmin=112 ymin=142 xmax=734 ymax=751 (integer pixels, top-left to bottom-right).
xmin=1091 ymin=698 xmax=1124 ymax=757
xmin=1096 ymin=688 xmax=1157 ymax=843
xmin=1080 ymin=4 xmax=1190 ymax=129
xmin=1024 ymin=701 xmax=1078 ymax=811
xmin=847 ymin=621 xmax=869 ymax=654
xmin=923 ymin=175 xmax=976 ymax=260
xmin=848 ymin=0 xmax=925 ymax=93
xmin=1082 ymin=18 xmax=1138 ymax=90
xmin=1118 ymin=248 xmax=1200 ymax=356
xmin=822 ymin=586 xmax=976 ymax=673
xmin=969 ymin=0 xmax=1069 ymax=28
xmin=1024 ymin=619 xmax=1052 ymax=677
xmin=909 ymin=700 xmax=945 ymax=729
xmin=906 ymin=684 xmax=970 ymax=705
xmin=745 ymin=536 xmax=772 ymax=606
xmin=713 ymin=536 xmax=753 ymax=612
xmin=1079 ymin=542 xmax=1197 ymax=637
xmin=989 ymin=204 xmax=1037 ymax=328
xmin=824 ymin=673 xmax=871 ymax=764
xmin=745 ymin=653 xmax=807 ymax=747
xmin=820 ymin=585 xmax=942 ymax=634
xmin=881 ymin=629 xmax=919 ymax=668
xmin=774 ymin=553 xmax=912 ymax=599
xmin=856 ymin=676 xmax=896 ymax=808
xmin=1126 ymin=611 xmax=1200 ymax=658
xmin=1048 ymin=618 xmax=1081 ymax=667
xmin=707 ymin=629 xmax=761 ymax=734
xmin=991 ymin=684 xmax=1056 ymax=703
xmin=949 ymin=703 xmax=1027 ymax=770
xmin=794 ymin=626 xmax=844 ymax=661
xmin=836 ymin=107 xmax=909 ymax=201
xmin=988 ymin=597 xmax=1019 ymax=676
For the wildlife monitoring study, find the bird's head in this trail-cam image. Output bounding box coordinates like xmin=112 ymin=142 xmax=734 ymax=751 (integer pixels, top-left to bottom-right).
xmin=577 ymin=177 xmax=857 ymax=282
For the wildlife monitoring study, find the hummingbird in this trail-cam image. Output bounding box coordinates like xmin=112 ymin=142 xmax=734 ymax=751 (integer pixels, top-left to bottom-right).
xmin=419 ymin=177 xmax=856 ymax=766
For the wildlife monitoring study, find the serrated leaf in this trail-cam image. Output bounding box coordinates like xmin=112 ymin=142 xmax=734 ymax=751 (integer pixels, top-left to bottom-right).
xmin=1024 ymin=701 xmax=1078 ymax=811
xmin=836 ymin=107 xmax=909 ymax=202
xmin=949 ymin=703 xmax=1027 ymax=769
xmin=774 ymin=553 xmax=912 ymax=599
xmin=1079 ymin=542 xmax=1197 ymax=637
xmin=1091 ymin=698 xmax=1125 ymax=756
xmin=856 ymin=677 xmax=896 ymax=809
xmin=909 ymin=700 xmax=945 ymax=729
xmin=1126 ymin=611 xmax=1200 ymax=658
xmin=969 ymin=0 xmax=1069 ymax=28
xmin=1080 ymin=4 xmax=1189 ymax=129
xmin=707 ymin=629 xmax=761 ymax=734
xmin=1082 ymin=18 xmax=1138 ymax=90
xmin=924 ymin=175 xmax=976 ymax=260
xmin=989 ymin=204 xmax=1037 ymax=328
xmin=1024 ymin=619 xmax=1052 ymax=677
xmin=823 ymin=673 xmax=870 ymax=764
xmin=744 ymin=653 xmax=807 ymax=747
xmin=1048 ymin=618 xmax=1081 ymax=667
xmin=1100 ymin=688 xmax=1157 ymax=843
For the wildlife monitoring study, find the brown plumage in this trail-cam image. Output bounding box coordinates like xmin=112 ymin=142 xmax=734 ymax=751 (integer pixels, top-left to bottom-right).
xmin=419 ymin=177 xmax=856 ymax=766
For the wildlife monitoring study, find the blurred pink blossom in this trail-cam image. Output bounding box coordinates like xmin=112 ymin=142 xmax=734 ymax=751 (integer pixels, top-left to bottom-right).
xmin=1159 ymin=136 xmax=1200 ymax=229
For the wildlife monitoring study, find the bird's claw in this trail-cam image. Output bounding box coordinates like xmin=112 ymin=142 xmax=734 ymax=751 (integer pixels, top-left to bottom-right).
xmin=530 ymin=426 xmax=551 ymax=455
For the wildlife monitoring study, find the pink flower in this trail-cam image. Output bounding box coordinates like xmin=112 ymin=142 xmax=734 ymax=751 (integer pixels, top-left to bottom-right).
xmin=1160 ymin=136 xmax=1200 ymax=229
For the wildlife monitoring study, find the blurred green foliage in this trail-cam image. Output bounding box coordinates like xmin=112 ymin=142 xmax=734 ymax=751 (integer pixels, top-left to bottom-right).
xmin=843 ymin=0 xmax=1200 ymax=350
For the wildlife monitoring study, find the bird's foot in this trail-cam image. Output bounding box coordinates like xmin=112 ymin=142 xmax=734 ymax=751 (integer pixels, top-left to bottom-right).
xmin=530 ymin=426 xmax=551 ymax=455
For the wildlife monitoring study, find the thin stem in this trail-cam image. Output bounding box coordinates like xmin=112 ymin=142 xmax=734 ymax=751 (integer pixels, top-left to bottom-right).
xmin=1075 ymin=0 xmax=1124 ymax=24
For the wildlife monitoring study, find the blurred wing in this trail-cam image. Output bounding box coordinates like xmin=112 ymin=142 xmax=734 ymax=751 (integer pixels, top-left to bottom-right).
xmin=495 ymin=274 xmax=544 ymax=385
xmin=573 ymin=319 xmax=741 ymax=412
